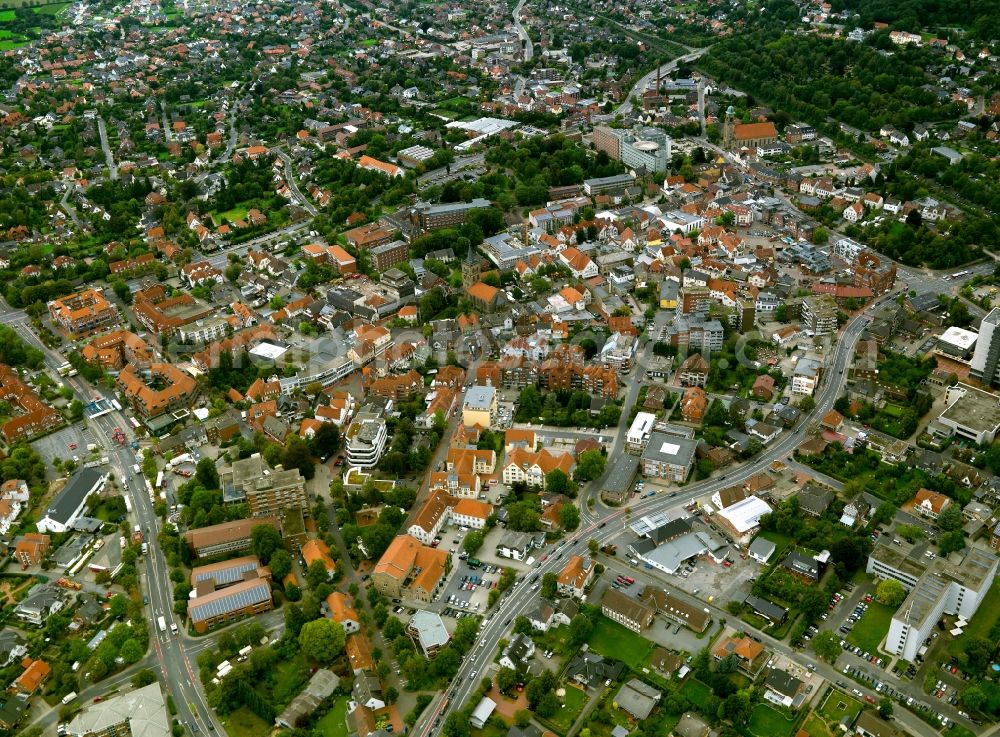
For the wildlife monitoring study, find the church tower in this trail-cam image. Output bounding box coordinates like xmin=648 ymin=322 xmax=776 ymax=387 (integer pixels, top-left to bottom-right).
xmin=722 ymin=105 xmax=737 ymax=150
xmin=462 ymin=247 xmax=482 ymax=289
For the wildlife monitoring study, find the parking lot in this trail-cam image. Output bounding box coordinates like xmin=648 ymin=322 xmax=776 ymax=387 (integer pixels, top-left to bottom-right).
xmin=30 ymin=423 xmax=101 ymax=473
xmin=437 ymin=558 xmax=504 ymax=621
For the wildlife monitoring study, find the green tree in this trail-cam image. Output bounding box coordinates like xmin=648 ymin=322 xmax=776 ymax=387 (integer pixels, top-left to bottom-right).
xmin=811 ymin=631 xmax=841 ymax=663
xmin=936 ymin=503 xmax=963 ymax=532
xmin=497 ymin=667 xmax=518 ymax=693
xmin=251 ymin=524 xmax=283 ymax=563
xmin=282 ymin=435 xmax=315 ymax=480
xmin=540 ymin=572 xmax=558 ymax=600
xmin=443 ymin=712 xmax=470 ymax=737
xmin=574 ymin=450 xmax=607 ymax=482
xmin=878 ymin=697 xmax=893 ymax=719
xmin=545 ymin=469 xmax=571 ymax=494
xmin=297 ymin=619 xmax=346 ymax=664
xmin=269 ymin=549 xmax=292 ymax=582
xmin=875 ymin=578 xmax=907 ymax=607
xmin=305 ymin=559 xmax=332 ymax=589
xmin=559 ymin=504 xmax=580 ymax=531
xmin=567 ymin=613 xmax=593 ymax=648
xmin=463 ymin=531 xmax=484 ymax=555
xmin=939 ymin=530 xmax=966 ymax=555
xmin=718 ymin=690 xmax=753 ymax=725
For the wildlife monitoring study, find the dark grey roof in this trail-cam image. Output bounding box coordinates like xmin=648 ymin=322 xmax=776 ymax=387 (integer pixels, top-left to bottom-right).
xmin=744 ymin=594 xmax=787 ymax=622
xmin=781 ymin=550 xmax=819 ymax=579
xmin=765 ymin=668 xmax=803 ymax=698
xmin=45 ymin=468 xmax=104 ymax=525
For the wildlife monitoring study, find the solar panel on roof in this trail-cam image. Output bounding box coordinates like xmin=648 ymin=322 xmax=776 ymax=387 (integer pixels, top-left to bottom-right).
xmin=190 ymin=582 xmax=271 ymax=622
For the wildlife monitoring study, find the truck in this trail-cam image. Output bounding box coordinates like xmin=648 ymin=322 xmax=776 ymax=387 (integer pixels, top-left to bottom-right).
xmin=132 ymin=464 xmax=141 ymax=475
xmin=86 ymin=443 xmax=98 ymax=452
xmin=157 ymin=616 xmax=167 ymax=633
xmin=61 ymin=691 xmax=77 ymax=705
xmin=170 ymin=623 xmax=178 ymax=635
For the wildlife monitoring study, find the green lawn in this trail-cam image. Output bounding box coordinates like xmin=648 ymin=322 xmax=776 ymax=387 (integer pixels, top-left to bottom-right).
xmin=314 ymin=696 xmax=349 ymax=737
xmin=0 ymin=10 xmax=14 ymax=21
xmin=818 ymin=691 xmax=862 ymax=724
xmin=949 ymin=578 xmax=1000 ymax=658
xmin=944 ymin=725 xmax=976 ymax=737
xmin=679 ymin=679 xmax=713 ymax=710
xmin=758 ymin=530 xmax=792 ymax=560
xmin=361 ymin=38 xmax=378 ymax=46
xmin=588 ymin=617 xmax=654 ymax=668
xmin=0 ymin=39 xmax=26 ymax=49
xmin=220 ymin=707 xmax=270 ymax=737
xmin=802 ymin=713 xmax=832 ymax=737
xmin=847 ymin=602 xmax=895 ymax=654
xmin=214 ymin=205 xmax=249 ymax=223
xmin=32 ymin=2 xmax=70 ymax=13
xmin=747 ymin=704 xmax=796 ymax=737
xmin=547 ymin=685 xmax=587 ymax=734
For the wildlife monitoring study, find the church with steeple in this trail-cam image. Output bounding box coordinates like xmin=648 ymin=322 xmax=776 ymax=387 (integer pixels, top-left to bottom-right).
xmin=462 ymin=247 xmax=483 ymax=289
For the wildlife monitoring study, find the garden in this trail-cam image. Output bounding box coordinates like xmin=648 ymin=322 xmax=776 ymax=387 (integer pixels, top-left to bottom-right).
xmin=846 ymin=602 xmax=895 ymax=654
xmin=587 ymin=617 xmax=655 ymax=668
xmin=747 ymin=704 xmax=796 ymax=737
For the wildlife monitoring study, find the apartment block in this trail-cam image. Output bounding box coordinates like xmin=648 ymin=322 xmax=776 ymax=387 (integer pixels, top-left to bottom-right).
xmin=116 ymin=363 xmax=198 ymax=419
xmin=220 ymin=454 xmax=308 ymax=518
xmin=373 ymin=535 xmax=449 ymax=604
xmin=48 ymin=289 xmax=117 ymax=337
xmin=600 ymin=588 xmax=654 ymax=633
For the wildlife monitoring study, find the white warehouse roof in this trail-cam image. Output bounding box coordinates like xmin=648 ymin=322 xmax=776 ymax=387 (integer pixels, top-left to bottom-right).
xmin=716 ymin=495 xmax=773 ymax=534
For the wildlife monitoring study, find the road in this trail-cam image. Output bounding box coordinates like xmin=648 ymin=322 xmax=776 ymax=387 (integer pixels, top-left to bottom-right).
xmin=415 ymin=305 xmax=877 ymax=737
xmin=96 ymin=117 xmax=118 ymax=181
xmin=60 ymin=187 xmax=85 ymax=229
xmin=614 ymin=48 xmax=709 ymax=117
xmin=161 ymin=101 xmax=172 ymax=143
xmin=275 ymin=149 xmax=318 ymax=217
xmin=220 ymin=104 xmax=239 ymax=161
xmin=85 ymin=409 xmax=220 ymax=734
xmin=512 ymin=0 xmax=532 ymax=62
xmin=0 ymin=302 xmax=221 ymax=735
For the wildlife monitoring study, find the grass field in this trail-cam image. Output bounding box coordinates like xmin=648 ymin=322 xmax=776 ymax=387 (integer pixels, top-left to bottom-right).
xmin=679 ymin=679 xmax=713 ymax=710
xmin=802 ymin=713 xmax=832 ymax=737
xmin=220 ymin=707 xmax=270 ymax=737
xmin=944 ymin=725 xmax=976 ymax=737
xmin=588 ymin=617 xmax=654 ymax=668
xmin=0 ymin=10 xmax=15 ymax=21
xmin=314 ymin=696 xmax=349 ymax=737
xmin=819 ymin=691 xmax=862 ymax=724
xmin=847 ymin=602 xmax=894 ymax=653
xmin=547 ymin=685 xmax=587 ymax=734
xmin=361 ymin=38 xmax=378 ymax=46
xmin=747 ymin=704 xmax=796 ymax=737
xmin=758 ymin=530 xmax=793 ymax=561
xmin=949 ymin=578 xmax=1000 ymax=657
xmin=33 ymin=2 xmax=70 ymax=13
xmin=0 ymin=39 xmax=26 ymax=49
xmin=213 ymin=205 xmax=249 ymax=223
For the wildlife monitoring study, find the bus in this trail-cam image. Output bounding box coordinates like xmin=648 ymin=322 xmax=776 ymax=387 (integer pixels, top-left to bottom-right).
xmin=155 ymin=471 xmax=163 ymax=490
xmin=128 ymin=416 xmax=140 ymax=429
xmin=57 ymin=363 xmax=72 ymax=377
xmin=950 ymin=270 xmax=970 ymax=280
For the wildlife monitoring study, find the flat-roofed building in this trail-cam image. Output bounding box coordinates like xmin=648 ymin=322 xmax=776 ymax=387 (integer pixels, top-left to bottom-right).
xmin=220 ymin=454 xmax=307 ymax=518
xmin=191 ymin=555 xmax=270 ymax=594
xmin=934 ymin=383 xmax=1000 ymax=445
xmin=640 ymin=433 xmax=697 ymax=482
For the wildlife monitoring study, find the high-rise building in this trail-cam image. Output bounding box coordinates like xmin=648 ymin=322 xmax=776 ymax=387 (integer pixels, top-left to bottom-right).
xmin=971 ymin=308 xmax=1000 ymax=386
xmin=220 ymin=454 xmax=307 ymax=518
xmin=591 ymin=126 xmax=671 ymax=173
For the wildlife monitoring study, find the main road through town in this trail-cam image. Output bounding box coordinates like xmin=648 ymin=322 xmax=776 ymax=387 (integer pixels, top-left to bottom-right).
xmin=413 ymin=296 xmax=943 ymax=737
